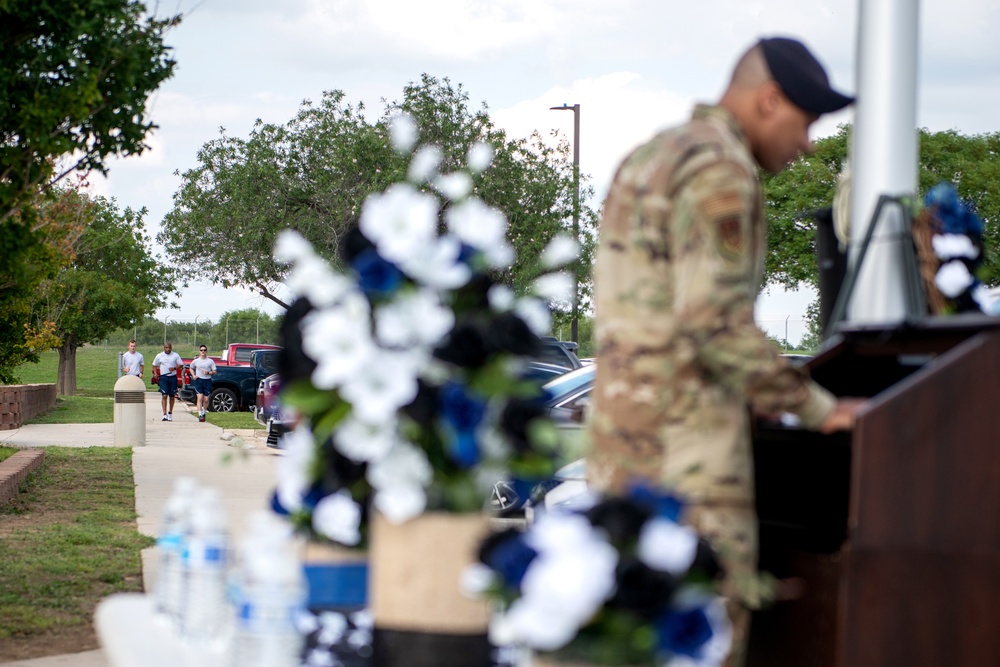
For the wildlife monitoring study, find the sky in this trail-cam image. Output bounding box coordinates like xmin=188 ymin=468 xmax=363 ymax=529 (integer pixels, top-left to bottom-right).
xmin=91 ymin=0 xmax=1000 ymax=345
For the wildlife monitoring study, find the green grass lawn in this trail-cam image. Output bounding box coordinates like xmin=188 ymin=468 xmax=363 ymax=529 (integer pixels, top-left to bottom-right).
xmin=206 ymin=411 xmax=261 ymax=429
xmin=0 ymin=447 xmax=151 ymax=658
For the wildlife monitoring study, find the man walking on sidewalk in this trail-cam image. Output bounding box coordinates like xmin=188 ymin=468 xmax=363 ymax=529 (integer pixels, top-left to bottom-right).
xmin=121 ymin=339 xmax=144 ymax=379
xmin=152 ymin=342 xmax=183 ymax=421
xmin=190 ymin=345 xmax=217 ymax=422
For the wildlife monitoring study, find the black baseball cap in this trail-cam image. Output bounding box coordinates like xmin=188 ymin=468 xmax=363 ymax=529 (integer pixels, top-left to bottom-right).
xmin=759 ymin=37 xmax=854 ymax=115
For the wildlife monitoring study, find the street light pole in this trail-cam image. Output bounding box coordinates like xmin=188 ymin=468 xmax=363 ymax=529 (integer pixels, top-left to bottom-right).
xmin=550 ymin=103 xmax=580 ymax=343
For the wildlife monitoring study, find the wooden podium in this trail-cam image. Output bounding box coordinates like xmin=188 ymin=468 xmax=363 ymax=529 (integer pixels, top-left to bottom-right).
xmin=748 ymin=315 xmax=1000 ymax=667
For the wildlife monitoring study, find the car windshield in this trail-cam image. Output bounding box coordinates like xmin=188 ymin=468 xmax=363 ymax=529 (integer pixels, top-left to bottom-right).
xmin=543 ymin=365 xmax=595 ymax=401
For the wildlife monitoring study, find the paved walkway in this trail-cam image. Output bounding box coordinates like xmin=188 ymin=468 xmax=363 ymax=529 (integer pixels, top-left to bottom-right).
xmin=0 ymin=393 xmax=281 ymax=667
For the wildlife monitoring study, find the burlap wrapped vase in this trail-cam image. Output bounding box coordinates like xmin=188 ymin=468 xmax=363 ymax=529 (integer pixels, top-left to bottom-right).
xmin=370 ymin=511 xmax=493 ymax=667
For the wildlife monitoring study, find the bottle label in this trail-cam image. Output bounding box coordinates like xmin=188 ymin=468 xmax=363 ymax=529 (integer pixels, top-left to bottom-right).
xmin=183 ymin=539 xmax=227 ymax=567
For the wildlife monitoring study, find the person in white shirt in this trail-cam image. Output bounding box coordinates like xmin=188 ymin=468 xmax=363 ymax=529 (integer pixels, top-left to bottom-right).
xmin=121 ymin=340 xmax=144 ymax=379
xmin=189 ymin=345 xmax=218 ymax=422
xmin=151 ymin=342 xmax=183 ymax=421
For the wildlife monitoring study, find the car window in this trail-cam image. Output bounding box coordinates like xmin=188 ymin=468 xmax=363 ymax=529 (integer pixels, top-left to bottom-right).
xmin=235 ymin=347 xmax=255 ymax=362
xmin=258 ymin=352 xmax=279 ymax=375
xmin=543 ymin=366 xmax=595 ymax=401
xmin=558 ymin=389 xmax=592 ymax=411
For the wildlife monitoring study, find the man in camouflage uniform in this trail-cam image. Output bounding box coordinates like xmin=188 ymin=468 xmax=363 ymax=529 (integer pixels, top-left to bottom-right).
xmin=587 ymin=37 xmax=862 ymax=665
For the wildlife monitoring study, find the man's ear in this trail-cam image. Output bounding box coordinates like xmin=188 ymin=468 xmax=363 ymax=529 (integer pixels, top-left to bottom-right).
xmin=757 ymin=81 xmax=783 ymax=118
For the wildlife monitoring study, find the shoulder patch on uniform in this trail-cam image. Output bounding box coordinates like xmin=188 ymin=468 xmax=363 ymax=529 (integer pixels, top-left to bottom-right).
xmin=702 ymin=191 xmax=742 ymax=219
xmin=718 ymin=217 xmax=743 ymax=254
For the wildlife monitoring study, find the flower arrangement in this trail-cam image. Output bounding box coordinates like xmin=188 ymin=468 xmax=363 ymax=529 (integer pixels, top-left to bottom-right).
xmin=269 ymin=113 xmax=579 ymax=547
xmin=923 ymin=182 xmax=993 ymax=313
xmin=469 ymin=485 xmax=732 ymax=667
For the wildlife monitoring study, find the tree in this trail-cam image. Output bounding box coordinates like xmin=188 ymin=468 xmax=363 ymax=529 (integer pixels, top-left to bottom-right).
xmin=30 ymin=187 xmax=175 ymax=395
xmin=208 ymin=309 xmax=279 ymax=350
xmin=0 ymin=0 xmax=178 ymax=379
xmin=762 ymin=126 xmax=1000 ymax=298
xmin=161 ymin=75 xmax=595 ymax=310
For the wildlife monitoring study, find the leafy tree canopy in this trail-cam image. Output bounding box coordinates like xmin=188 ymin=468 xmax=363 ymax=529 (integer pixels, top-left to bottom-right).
xmin=0 ymin=0 xmax=178 ymax=382
xmin=762 ymin=126 xmax=1000 ymax=292
xmin=30 ymin=186 xmax=176 ymax=394
xmin=161 ymin=74 xmax=596 ymax=309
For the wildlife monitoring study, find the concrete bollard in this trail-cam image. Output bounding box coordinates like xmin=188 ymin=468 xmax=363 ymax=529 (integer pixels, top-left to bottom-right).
xmin=114 ymin=374 xmax=146 ymax=447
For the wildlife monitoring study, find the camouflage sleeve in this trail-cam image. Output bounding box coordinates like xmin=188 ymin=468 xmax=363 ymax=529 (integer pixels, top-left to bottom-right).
xmin=670 ymin=160 xmax=836 ymax=428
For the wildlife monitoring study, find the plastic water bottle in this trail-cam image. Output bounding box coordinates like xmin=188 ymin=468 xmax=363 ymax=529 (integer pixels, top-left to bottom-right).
xmin=155 ymin=476 xmax=198 ymax=625
xmin=231 ymin=512 xmax=307 ymax=667
xmin=180 ymin=487 xmax=231 ymax=645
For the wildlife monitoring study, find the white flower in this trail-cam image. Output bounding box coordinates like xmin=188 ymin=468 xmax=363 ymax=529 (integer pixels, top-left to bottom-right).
xmin=373 ymin=483 xmax=427 ymax=524
xmin=445 ymin=197 xmax=507 ymax=252
xmin=485 ymin=239 xmax=516 ymax=269
xmin=368 ymin=449 xmax=430 ymax=521
xmin=312 ymin=491 xmax=362 ymax=546
xmin=285 ymin=255 xmax=354 ymax=307
xmin=520 ymin=544 xmax=617 ymax=618
xmin=397 ymin=234 xmax=472 ymax=290
xmin=367 ymin=441 xmax=433 ymax=490
xmin=295 ymin=611 xmax=320 ymax=635
xmin=359 ymin=183 xmax=439 ymax=263
xmin=333 ymin=416 xmax=399 ymax=463
xmin=932 ymin=233 xmax=979 ymax=260
xmin=541 ymin=235 xmax=581 ymax=268
xmin=467 ymin=142 xmax=494 ymax=173
xmin=514 ymin=296 xmax=552 ymax=336
xmin=488 ymin=284 xmax=516 ymax=311
xmin=489 ymin=598 xmax=581 ymax=650
xmin=316 ymin=611 xmax=349 ymax=646
xmin=433 ymin=172 xmax=473 ymax=201
xmin=532 ymin=272 xmax=575 ymax=304
xmin=304 ymin=648 xmax=336 ymax=667
xmin=350 ymin=609 xmax=373 ymax=630
xmin=408 ymin=145 xmax=443 ymax=183
xmin=375 ymin=288 xmax=455 ymax=350
xmin=275 ymin=426 xmax=316 ymax=512
xmin=972 ymin=283 xmax=995 ymax=312
xmin=339 ymin=352 xmax=420 ymax=423
xmin=460 ymin=563 xmax=497 ymax=598
xmin=389 ymin=113 xmax=419 ymax=154
xmin=273 ymin=229 xmax=315 ymax=265
xmin=935 ymin=260 xmax=974 ymax=298
xmin=302 ymin=304 xmax=375 ymax=389
xmin=638 ymin=518 xmax=698 ymax=575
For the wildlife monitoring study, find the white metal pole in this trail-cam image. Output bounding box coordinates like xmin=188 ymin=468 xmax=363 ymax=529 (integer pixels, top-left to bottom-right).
xmin=846 ymin=0 xmax=920 ymax=323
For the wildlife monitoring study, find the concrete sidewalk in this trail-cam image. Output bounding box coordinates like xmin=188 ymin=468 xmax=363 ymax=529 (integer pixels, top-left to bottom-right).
xmin=0 ymin=392 xmax=281 ymax=667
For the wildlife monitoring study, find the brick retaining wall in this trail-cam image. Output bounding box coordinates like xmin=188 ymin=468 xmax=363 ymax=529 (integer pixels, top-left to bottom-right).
xmin=0 ymin=384 xmax=58 ymax=430
xmin=0 ymin=449 xmax=45 ymax=506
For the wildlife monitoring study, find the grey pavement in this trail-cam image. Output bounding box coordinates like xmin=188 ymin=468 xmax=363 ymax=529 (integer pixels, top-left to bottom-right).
xmin=0 ymin=392 xmax=281 ymax=667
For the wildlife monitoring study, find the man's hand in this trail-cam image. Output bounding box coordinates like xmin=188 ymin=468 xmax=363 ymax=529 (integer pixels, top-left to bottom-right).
xmin=818 ymin=397 xmax=866 ymax=434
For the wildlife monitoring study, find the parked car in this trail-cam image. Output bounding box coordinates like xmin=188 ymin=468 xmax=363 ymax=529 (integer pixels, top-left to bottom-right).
xmin=254 ymin=373 xmax=293 ymax=448
xmin=489 ymin=364 xmax=595 ymax=516
xmin=534 ymin=336 xmax=583 ymax=370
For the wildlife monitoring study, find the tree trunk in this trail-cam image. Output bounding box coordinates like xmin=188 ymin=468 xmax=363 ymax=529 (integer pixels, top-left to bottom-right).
xmin=57 ymin=339 xmax=78 ymax=396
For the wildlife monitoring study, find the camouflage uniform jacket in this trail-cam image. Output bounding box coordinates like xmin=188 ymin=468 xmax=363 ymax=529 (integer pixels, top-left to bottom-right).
xmin=588 ymin=105 xmax=837 ymax=504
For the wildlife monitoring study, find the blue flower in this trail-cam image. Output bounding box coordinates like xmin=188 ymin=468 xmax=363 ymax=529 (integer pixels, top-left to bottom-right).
xmin=628 ymin=483 xmax=685 ymax=523
xmin=478 ymin=529 xmax=539 ymax=591
xmin=351 ymin=248 xmax=403 ymax=297
xmin=925 ymin=182 xmax=983 ymax=237
xmin=438 ymin=381 xmax=487 ymax=468
xmin=655 ymin=605 xmax=714 ymax=658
